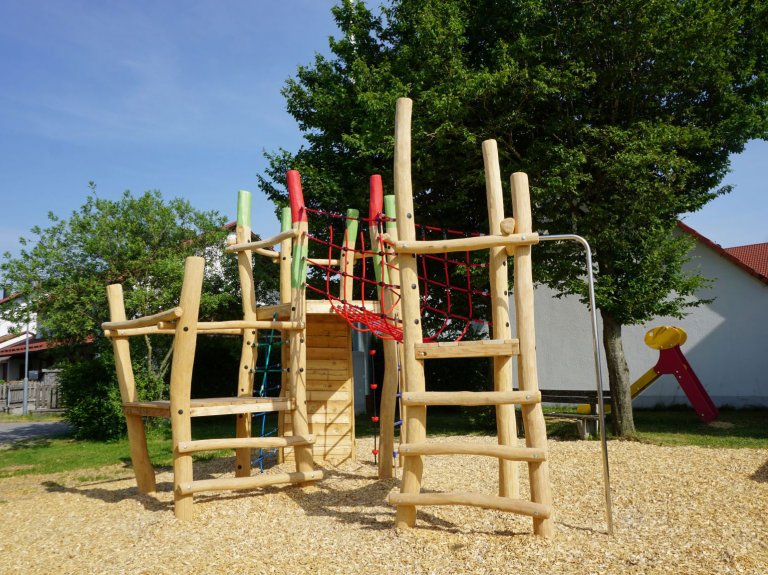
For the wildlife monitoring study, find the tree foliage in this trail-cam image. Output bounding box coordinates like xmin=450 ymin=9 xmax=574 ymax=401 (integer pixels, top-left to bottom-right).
xmin=1 ymin=186 xmax=278 ymax=438
xmin=262 ymin=0 xmax=768 ymax=435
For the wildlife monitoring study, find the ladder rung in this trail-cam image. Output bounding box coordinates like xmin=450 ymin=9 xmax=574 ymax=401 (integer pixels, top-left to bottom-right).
xmin=401 ymin=390 xmax=540 ymax=407
xmin=399 ymin=442 xmax=546 ymax=462
xmin=195 ymin=320 xmax=305 ymax=332
xmin=388 ymin=491 xmax=551 ymax=518
xmin=177 ymin=435 xmax=315 ymax=454
xmin=178 ymin=470 xmax=323 ymax=495
xmin=189 ymin=397 xmax=295 ymax=417
xmin=414 ymin=339 xmax=519 ymax=359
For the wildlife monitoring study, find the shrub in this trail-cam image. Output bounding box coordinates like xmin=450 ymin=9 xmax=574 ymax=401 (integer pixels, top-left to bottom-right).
xmin=60 ymin=351 xmax=165 ymax=441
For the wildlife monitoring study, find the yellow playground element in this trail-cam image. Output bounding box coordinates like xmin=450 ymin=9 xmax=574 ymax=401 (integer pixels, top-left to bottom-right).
xmin=644 ymin=325 xmax=687 ymax=350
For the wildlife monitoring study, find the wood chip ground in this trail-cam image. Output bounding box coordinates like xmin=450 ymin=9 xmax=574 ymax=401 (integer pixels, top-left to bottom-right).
xmin=1 ymin=436 xmax=766 ymax=574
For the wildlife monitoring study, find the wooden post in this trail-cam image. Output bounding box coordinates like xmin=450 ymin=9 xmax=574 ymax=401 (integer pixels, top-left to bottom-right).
xmin=169 ymin=256 xmax=205 ymax=520
xmin=278 ymin=206 xmax=293 ymax=463
xmin=384 ymin=194 xmax=406 ymax=472
xmin=235 ymin=190 xmax=258 ymax=477
xmin=511 ymin=172 xmax=554 ymax=537
xmin=370 ymin=178 xmax=399 ymax=479
xmin=482 ymin=140 xmax=520 ymax=499
xmin=279 ymin=206 xmax=293 ymax=304
xmin=392 ymin=97 xmax=426 ymax=528
xmin=286 ymin=170 xmax=316 ymax=476
xmin=106 ymin=284 xmax=156 ymax=493
xmin=340 ymin=209 xmax=359 ymax=302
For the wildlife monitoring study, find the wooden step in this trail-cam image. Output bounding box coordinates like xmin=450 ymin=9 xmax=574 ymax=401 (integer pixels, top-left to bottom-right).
xmin=177 ymin=434 xmax=315 ymax=454
xmin=387 ymin=491 xmax=550 ymax=518
xmin=178 ymin=470 xmax=324 ymax=495
xmin=400 ymin=390 xmax=540 ymax=407
xmin=255 ymin=303 xmax=292 ymax=321
xmin=122 ymin=397 xmax=295 ymax=418
xmin=414 ymin=339 xmax=519 ymax=359
xmin=399 ymin=441 xmax=546 ymax=462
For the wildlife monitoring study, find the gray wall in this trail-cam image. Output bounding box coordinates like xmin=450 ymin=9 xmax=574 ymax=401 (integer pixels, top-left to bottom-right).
xmin=526 ymin=239 xmax=768 ymax=407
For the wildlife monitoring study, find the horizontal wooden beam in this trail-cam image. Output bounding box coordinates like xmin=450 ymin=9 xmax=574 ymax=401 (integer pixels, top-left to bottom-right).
xmin=399 ymin=442 xmax=546 ymax=462
xmin=188 ymin=397 xmax=295 ymax=417
xmin=226 ymin=229 xmax=299 ymax=253
xmin=177 ymin=434 xmax=315 ymax=453
xmin=123 ymin=397 xmax=296 ymax=418
xmin=104 ymin=325 xmax=175 ymax=337
xmin=388 ymin=491 xmax=550 ymax=518
xmin=102 ymin=306 xmax=182 ymax=332
xmin=196 ymin=320 xmax=304 ymax=332
xmin=389 ymin=232 xmax=539 ymax=255
xmin=414 ymin=339 xmax=519 ymax=359
xmin=401 ymin=390 xmax=540 ymax=407
xmin=178 ymin=470 xmax=324 ymax=495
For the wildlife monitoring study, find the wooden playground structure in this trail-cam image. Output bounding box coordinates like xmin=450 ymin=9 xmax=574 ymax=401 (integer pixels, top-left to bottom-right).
xmin=102 ymin=98 xmax=556 ymax=535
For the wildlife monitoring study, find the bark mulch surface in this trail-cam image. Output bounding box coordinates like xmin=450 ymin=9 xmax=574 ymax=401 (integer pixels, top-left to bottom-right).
xmin=1 ymin=436 xmax=766 ymax=574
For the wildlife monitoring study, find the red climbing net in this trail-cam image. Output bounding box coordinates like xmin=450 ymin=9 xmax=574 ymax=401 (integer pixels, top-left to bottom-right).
xmin=303 ymin=207 xmax=492 ymax=343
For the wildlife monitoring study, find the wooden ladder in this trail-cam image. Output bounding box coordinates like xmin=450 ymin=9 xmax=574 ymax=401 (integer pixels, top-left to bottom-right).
xmin=386 ymin=98 xmax=554 ymax=537
xmin=103 ymin=173 xmax=320 ymax=520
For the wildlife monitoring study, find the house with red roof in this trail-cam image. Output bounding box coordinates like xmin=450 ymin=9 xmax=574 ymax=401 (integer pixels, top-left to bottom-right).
xmin=0 ymin=290 xmax=54 ymax=384
xmin=533 ymin=223 xmax=768 ymax=408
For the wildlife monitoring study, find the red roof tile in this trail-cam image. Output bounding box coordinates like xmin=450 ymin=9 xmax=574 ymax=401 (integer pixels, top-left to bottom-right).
xmin=677 ymin=222 xmax=768 ymax=285
xmin=0 ymin=338 xmax=56 ymax=356
xmin=724 ymin=243 xmax=768 ymax=281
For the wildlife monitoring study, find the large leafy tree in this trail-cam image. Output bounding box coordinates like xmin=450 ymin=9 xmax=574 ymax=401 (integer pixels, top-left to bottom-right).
xmin=262 ymin=0 xmax=768 ymax=435
xmin=0 ymin=187 xmax=277 ymax=437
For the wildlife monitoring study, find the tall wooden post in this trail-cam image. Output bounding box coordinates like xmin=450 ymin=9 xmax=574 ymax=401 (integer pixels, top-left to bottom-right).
xmin=235 ymin=190 xmax=258 ymax=477
xmin=106 ymin=284 xmax=156 ymax=493
xmin=169 ymin=256 xmax=205 ymax=520
xmin=370 ymin=177 xmax=402 ymax=480
xmin=287 ymin=170 xmax=316 ymax=476
xmin=392 ymin=97 xmax=426 ymax=528
xmin=511 ymin=172 xmax=554 ymax=537
xmin=384 ymin=194 xmax=406 ymax=474
xmin=482 ymin=140 xmax=519 ymax=499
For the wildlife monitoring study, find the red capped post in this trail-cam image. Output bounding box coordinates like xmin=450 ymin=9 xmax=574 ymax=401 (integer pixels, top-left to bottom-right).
xmin=287 ymin=170 xmax=307 ymax=224
xmin=369 ymin=174 xmax=384 ymax=221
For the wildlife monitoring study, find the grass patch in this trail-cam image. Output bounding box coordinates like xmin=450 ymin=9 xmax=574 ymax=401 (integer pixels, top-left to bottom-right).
xmin=356 ymin=406 xmax=768 ymax=447
xmin=1 ymin=409 xmax=764 ymax=480
xmin=0 ymin=415 xmax=267 ymax=479
xmin=634 ymin=407 xmax=768 ymax=448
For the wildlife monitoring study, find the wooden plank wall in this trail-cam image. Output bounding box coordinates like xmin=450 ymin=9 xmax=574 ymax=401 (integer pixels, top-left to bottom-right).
xmin=281 ymin=312 xmax=355 ymax=463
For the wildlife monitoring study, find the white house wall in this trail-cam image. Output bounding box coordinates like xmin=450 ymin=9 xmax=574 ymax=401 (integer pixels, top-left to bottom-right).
xmin=522 ymin=239 xmax=768 ymax=408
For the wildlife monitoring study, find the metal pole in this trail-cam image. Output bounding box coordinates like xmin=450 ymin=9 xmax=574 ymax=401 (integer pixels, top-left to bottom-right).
xmin=22 ymin=313 xmax=30 ymax=416
xmin=537 ymin=233 xmax=614 ymax=535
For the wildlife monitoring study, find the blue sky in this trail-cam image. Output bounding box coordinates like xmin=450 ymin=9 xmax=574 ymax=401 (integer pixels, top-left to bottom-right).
xmin=1 ymin=1 xmax=766 ymax=264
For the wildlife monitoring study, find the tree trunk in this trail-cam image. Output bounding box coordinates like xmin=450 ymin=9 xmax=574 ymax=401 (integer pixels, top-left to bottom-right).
xmin=600 ymin=310 xmax=636 ymax=437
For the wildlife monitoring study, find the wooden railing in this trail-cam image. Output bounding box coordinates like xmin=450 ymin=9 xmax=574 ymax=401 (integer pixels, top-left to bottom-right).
xmin=0 ymin=378 xmax=61 ymax=412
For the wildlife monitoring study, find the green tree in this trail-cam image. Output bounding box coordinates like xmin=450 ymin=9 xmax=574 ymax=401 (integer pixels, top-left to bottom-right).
xmin=262 ymin=0 xmax=768 ymax=435
xmin=0 ymin=186 xmax=277 ymax=438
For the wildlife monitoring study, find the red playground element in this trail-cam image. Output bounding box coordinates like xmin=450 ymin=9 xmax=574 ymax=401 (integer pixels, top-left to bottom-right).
xmin=371 ymin=416 xmax=380 ymax=423
xmin=286 ymin=170 xmax=307 ymax=223
xmin=653 ymin=344 xmax=719 ymax=422
xmin=644 ymin=326 xmax=719 ymax=423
